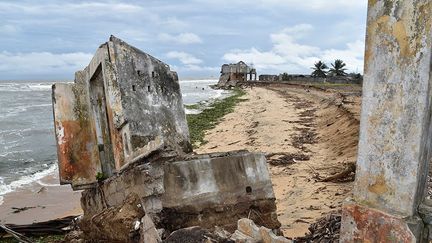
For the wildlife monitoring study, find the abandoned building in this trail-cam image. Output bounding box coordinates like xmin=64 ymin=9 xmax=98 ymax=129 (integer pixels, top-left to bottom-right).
xmin=259 ymin=74 xmax=279 ymax=82
xmin=51 ymin=36 xmax=280 ymax=242
xmin=217 ymin=61 xmax=257 ymax=88
xmin=52 ymin=36 xmax=192 ymax=189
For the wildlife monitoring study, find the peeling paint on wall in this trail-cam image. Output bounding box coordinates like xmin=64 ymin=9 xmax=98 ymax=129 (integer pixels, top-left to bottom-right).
xmin=52 ymin=36 xmax=191 ymax=189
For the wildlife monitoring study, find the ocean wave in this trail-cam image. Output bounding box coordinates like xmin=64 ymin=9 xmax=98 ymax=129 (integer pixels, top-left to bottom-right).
xmin=0 ymin=103 xmax=52 ymax=119
xmin=179 ymin=79 xmax=218 ymax=84
xmin=184 ymin=108 xmax=201 ymax=115
xmin=0 ymin=149 xmax=32 ymax=158
xmin=0 ymin=163 xmax=58 ymax=198
xmin=0 ymin=128 xmax=33 ymax=146
xmin=0 ymin=82 xmax=56 ymax=92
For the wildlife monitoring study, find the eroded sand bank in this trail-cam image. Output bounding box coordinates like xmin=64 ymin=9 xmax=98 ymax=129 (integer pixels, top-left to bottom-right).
xmin=197 ymin=84 xmax=361 ymax=237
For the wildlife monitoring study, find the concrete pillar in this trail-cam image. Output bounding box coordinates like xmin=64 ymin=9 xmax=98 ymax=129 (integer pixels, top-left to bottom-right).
xmin=341 ymin=1 xmax=432 ymax=242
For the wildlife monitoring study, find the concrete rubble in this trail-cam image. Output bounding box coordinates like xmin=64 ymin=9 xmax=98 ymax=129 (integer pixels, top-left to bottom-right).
xmin=52 ymin=36 xmax=283 ymax=242
xmin=163 ymin=218 xmax=291 ymax=243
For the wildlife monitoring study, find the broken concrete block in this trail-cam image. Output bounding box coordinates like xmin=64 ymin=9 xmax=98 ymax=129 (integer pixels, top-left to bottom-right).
xmin=259 ymin=227 xmax=291 ymax=243
xmin=80 ymin=193 xmax=145 ymax=242
xmin=140 ymin=214 xmax=161 ymax=243
xmin=230 ymin=230 xmax=258 ymax=243
xmin=52 ymin=36 xmax=191 ymax=189
xmin=237 ymin=218 xmax=261 ymax=240
xmin=80 ymin=150 xmax=281 ymax=240
xmin=161 ymin=151 xmax=280 ymax=232
xmin=164 ymin=226 xmax=223 ymax=243
xmin=81 ymin=159 xmax=166 ymax=219
xmin=213 ymin=226 xmax=232 ymax=239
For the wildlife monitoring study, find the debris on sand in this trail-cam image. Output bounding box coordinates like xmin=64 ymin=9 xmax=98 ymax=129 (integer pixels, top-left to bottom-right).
xmin=291 ymin=131 xmax=318 ymax=150
xmin=296 ymin=211 xmax=341 ymax=243
xmin=266 ymin=152 xmax=310 ymax=166
xmin=318 ymin=163 xmax=356 ymax=183
xmin=11 ymin=207 xmax=36 ymax=214
xmin=299 ymin=109 xmax=317 ymax=118
xmin=165 ymin=218 xmax=292 ymax=243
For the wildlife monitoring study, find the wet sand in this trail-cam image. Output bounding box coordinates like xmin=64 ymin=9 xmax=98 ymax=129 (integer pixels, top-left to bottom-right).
xmin=0 ymin=173 xmax=82 ymax=225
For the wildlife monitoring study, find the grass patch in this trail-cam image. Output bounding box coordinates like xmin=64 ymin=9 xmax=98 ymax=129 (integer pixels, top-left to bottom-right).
xmin=184 ymin=103 xmax=202 ymax=110
xmin=187 ymin=88 xmax=247 ymax=148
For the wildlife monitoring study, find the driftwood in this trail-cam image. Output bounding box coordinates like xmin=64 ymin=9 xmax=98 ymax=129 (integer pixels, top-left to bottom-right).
xmin=0 ymin=215 xmax=77 ymax=238
xmin=266 ymin=152 xmax=310 ymax=166
xmin=296 ymin=211 xmax=341 ymax=243
xmin=318 ymin=163 xmax=356 ymax=183
xmin=0 ymin=224 xmax=33 ymax=243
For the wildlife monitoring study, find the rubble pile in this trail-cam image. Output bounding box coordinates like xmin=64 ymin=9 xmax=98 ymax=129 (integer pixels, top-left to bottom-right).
xmin=164 ymin=218 xmax=291 ymax=243
xmin=297 ymin=211 xmax=341 ymax=243
xmin=51 ymin=37 xmax=282 ymax=242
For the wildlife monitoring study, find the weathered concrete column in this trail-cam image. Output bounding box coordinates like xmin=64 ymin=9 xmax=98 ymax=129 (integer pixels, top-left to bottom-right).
xmin=341 ymin=1 xmax=432 ymax=242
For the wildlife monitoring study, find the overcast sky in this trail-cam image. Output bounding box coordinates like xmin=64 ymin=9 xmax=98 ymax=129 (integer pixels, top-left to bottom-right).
xmin=0 ymin=0 xmax=368 ymax=80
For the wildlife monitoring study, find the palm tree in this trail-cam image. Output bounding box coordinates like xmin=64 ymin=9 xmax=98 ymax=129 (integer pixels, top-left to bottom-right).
xmin=329 ymin=59 xmax=348 ymax=76
xmin=311 ymin=61 xmax=328 ymax=78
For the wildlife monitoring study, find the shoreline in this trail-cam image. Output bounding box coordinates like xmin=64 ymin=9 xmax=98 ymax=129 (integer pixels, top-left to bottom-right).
xmin=0 ymin=82 xmax=361 ymax=240
xmin=0 ymin=171 xmax=82 ymax=225
xmin=0 ymin=85 xmax=239 ymax=225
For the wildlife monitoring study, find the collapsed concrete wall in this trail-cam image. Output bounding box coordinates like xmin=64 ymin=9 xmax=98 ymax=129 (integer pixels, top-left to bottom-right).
xmin=52 ymin=37 xmax=281 ymax=241
xmin=80 ymin=151 xmax=280 ymax=240
xmin=161 ymin=151 xmax=280 ymax=232
xmin=52 ymin=36 xmax=191 ymax=189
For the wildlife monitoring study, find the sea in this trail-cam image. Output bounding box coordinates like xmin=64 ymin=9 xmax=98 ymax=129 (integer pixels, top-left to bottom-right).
xmin=0 ymin=79 xmax=227 ymax=204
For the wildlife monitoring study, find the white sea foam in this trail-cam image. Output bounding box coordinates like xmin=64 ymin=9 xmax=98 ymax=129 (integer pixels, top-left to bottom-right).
xmin=0 ymin=103 xmax=52 ymax=119
xmin=0 ymin=82 xmax=56 ymax=92
xmin=0 ymin=149 xmax=32 ymax=157
xmin=27 ymin=83 xmax=53 ymax=91
xmin=179 ymin=79 xmax=218 ymax=84
xmin=0 ymin=163 xmax=58 ymax=200
xmin=184 ymin=108 xmax=201 ymax=115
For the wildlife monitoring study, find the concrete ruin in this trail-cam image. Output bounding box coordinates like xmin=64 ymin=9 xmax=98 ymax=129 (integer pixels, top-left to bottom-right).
xmin=341 ymin=0 xmax=432 ymax=242
xmin=217 ymin=61 xmax=257 ymax=88
xmin=80 ymin=151 xmax=280 ymax=240
xmin=52 ymin=36 xmax=191 ymax=189
xmin=52 ymin=36 xmax=280 ymax=241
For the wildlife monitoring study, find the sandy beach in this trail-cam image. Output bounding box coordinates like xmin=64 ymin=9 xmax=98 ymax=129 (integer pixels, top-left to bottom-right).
xmin=197 ymin=83 xmax=361 ymax=237
xmin=0 ymin=83 xmax=361 ymax=239
xmin=0 ymin=173 xmax=82 ymax=225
